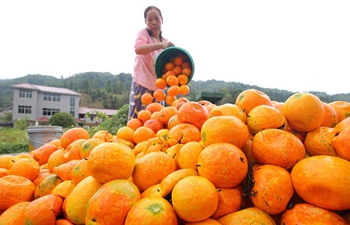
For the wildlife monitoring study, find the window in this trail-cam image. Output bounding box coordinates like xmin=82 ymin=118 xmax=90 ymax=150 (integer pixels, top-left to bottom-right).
xmin=43 ymin=93 xmax=61 ymax=102
xmin=42 ymin=108 xmax=60 ymax=116
xmin=18 ymin=105 xmax=32 ymax=114
xmin=19 ymin=89 xmax=32 ymax=98
xmin=70 ymin=97 xmax=75 ymax=116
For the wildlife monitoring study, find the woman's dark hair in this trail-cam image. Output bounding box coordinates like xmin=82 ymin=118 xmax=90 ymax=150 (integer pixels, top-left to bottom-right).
xmin=144 ymin=6 xmax=163 ymax=41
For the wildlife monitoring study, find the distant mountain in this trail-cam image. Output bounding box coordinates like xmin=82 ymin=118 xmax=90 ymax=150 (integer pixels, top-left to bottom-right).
xmin=1 ymin=72 xmax=350 ymax=110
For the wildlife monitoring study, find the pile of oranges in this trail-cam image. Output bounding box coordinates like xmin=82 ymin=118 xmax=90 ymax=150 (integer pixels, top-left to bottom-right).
xmin=141 ymin=55 xmax=192 ymax=106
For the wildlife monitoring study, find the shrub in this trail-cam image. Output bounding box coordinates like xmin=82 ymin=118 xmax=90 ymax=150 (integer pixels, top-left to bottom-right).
xmin=49 ymin=112 xmax=76 ymax=128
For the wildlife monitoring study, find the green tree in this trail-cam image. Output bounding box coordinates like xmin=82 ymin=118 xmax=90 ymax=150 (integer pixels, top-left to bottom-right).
xmin=49 ymin=112 xmax=76 ymax=128
xmin=98 ymin=104 xmax=129 ymax=134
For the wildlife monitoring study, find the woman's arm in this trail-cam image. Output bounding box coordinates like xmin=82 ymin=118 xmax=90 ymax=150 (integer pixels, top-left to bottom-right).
xmin=135 ymin=41 xmax=174 ymax=55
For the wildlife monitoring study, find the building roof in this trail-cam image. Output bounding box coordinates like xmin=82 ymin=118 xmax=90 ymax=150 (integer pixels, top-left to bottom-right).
xmin=11 ymin=83 xmax=81 ymax=96
xmin=79 ymin=107 xmax=119 ymax=116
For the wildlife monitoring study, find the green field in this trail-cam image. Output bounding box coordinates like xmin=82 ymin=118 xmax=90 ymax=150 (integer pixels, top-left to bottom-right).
xmin=0 ymin=128 xmax=30 ymax=154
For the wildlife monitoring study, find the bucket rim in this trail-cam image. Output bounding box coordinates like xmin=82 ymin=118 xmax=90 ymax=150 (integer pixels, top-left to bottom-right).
xmin=155 ymin=46 xmax=195 ymax=83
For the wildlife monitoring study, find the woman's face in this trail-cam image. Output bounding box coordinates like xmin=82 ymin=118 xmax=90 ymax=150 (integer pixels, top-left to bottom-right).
xmin=145 ymin=9 xmax=163 ymax=36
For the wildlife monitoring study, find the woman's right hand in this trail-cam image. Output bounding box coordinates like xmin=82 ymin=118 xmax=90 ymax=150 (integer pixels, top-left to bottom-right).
xmin=163 ymin=41 xmax=175 ymax=48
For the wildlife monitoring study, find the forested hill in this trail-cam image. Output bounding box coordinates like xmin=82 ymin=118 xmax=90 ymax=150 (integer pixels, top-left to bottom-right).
xmin=1 ymin=72 xmax=350 ymax=109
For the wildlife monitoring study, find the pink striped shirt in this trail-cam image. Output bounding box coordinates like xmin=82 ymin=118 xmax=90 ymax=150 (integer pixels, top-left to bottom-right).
xmin=132 ymin=28 xmax=168 ymax=91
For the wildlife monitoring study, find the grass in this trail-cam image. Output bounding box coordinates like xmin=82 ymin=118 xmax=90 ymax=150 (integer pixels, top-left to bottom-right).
xmin=0 ymin=128 xmax=30 ymax=155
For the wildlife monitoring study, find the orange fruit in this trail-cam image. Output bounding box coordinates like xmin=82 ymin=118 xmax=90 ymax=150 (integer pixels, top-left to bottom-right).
xmin=146 ymin=102 xmax=163 ymax=114
xmin=163 ymin=70 xmax=176 ymax=80
xmin=91 ymin=130 xmax=112 ymax=142
xmin=32 ymin=169 xmax=52 ymax=186
xmin=172 ymin=175 xmax=218 ymax=222
xmin=164 ymin=62 xmax=175 ymax=71
xmin=178 ymin=141 xmax=204 ymax=170
xmin=166 ymin=75 xmax=178 ymax=87
xmin=173 ymin=56 xmax=184 ymax=66
xmin=0 ymin=168 xmax=9 ymax=178
xmin=329 ymin=100 xmax=350 ymax=123
xmin=155 ymin=78 xmax=167 ymax=90
xmin=167 ymin=114 xmax=179 ymax=130
xmin=127 ymin=118 xmax=143 ymax=131
xmin=165 ymin=95 xmax=176 ymax=106
xmin=252 ymin=128 xmax=306 ymax=170
xmin=8 ymin=157 xmax=40 ymax=181
xmin=235 ymin=89 xmax=272 ymax=115
xmin=60 ymin=127 xmax=90 ymax=149
xmin=304 ymin=126 xmax=337 ymax=156
xmin=0 ymin=175 xmax=35 ymax=212
xmin=332 ymin=123 xmax=350 ymax=161
xmin=182 ymin=67 xmax=192 ymax=77
xmin=165 ymin=143 xmax=183 ymax=170
xmin=85 ymin=179 xmax=140 ymax=225
xmin=143 ymin=118 xmax=165 ymax=134
xmin=34 ymin=174 xmax=63 ymax=199
xmin=53 ymin=159 xmax=80 ymax=181
xmin=141 ymin=92 xmax=153 ymax=106
xmin=65 ymin=176 xmax=102 ymax=224
xmin=124 ymin=197 xmax=178 ymax=225
xmin=184 ymin=218 xmax=222 ymax=224
xmin=158 ymin=106 xmax=178 ymax=125
xmin=250 ymin=164 xmax=294 ymax=215
xmin=177 ymin=74 xmax=189 ymax=85
xmin=201 ymin=116 xmax=249 ymax=148
xmin=51 ymin=180 xmax=76 ymax=198
xmin=167 ymin=123 xmax=201 ymax=146
xmin=241 ymin=133 xmax=258 ymax=165
xmin=291 ymin=155 xmax=350 ymax=210
xmin=137 ymin=109 xmax=152 ymax=124
xmin=15 ymin=194 xmax=63 ymax=225
xmin=320 ymin=102 xmax=339 ymax=128
xmin=281 ymin=203 xmax=349 ymax=224
xmin=159 ymin=168 xmax=198 ymax=197
xmin=79 ymin=138 xmax=104 ymax=159
xmin=156 ymin=128 xmax=169 ymax=140
xmin=167 ymin=85 xmax=180 ymax=97
xmin=47 ymin=149 xmax=65 ymax=172
xmin=30 ymin=143 xmax=58 ymax=166
xmin=198 ymin=143 xmax=248 ymax=188
xmin=116 ymin=126 xmax=135 ymax=144
xmin=0 ymin=155 xmax=17 ymax=170
xmin=172 ymin=65 xmax=183 ymax=75
xmin=133 ymin=126 xmax=156 ymax=144
xmin=181 ymin=61 xmax=191 ymax=69
xmin=56 ymin=219 xmax=75 ymax=225
xmin=247 ymin=104 xmax=287 ymax=134
xmin=87 ymin=142 xmax=135 ymax=183
xmin=71 ymin=158 xmax=91 ymax=185
xmin=177 ymin=101 xmax=209 ymax=130
xmin=132 ymin=151 xmax=176 ymax=192
xmin=179 ymin=84 xmax=190 ymax=96
xmin=153 ymin=89 xmax=166 ymax=101
xmin=151 ymin=111 xmax=160 ymax=120
xmin=211 ymin=186 xmax=243 ymax=219
xmin=63 ymin=139 xmax=86 ymax=162
xmin=48 ymin=139 xmax=61 ymax=149
xmin=217 ymin=207 xmax=275 ymax=224
xmin=209 ymin=103 xmax=247 ymax=123
xmin=0 ymin=201 xmax=30 ymax=225
xmin=282 ymin=92 xmax=325 ymax=132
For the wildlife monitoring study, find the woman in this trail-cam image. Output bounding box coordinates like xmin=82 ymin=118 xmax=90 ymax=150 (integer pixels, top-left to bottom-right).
xmin=128 ymin=6 xmax=174 ymax=120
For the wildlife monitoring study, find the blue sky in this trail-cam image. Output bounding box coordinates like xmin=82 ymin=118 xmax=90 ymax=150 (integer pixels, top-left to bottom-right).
xmin=1 ymin=0 xmax=349 ymax=95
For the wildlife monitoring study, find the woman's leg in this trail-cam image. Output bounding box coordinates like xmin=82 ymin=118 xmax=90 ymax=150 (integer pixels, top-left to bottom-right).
xmin=128 ymin=80 xmax=152 ymax=120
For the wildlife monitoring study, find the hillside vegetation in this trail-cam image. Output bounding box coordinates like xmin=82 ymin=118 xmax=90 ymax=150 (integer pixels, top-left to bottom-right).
xmin=1 ymin=72 xmax=350 ymax=110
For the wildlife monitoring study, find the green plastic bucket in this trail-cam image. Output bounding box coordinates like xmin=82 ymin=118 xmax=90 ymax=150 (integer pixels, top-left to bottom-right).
xmin=27 ymin=126 xmax=63 ymax=151
xmin=155 ymin=46 xmax=195 ymax=83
